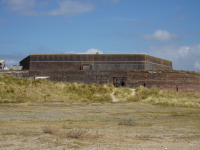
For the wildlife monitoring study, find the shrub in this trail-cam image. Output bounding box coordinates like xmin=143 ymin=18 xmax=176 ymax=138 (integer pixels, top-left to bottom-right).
xmin=42 ymin=126 xmax=58 ymax=134
xmin=118 ymin=119 xmax=136 ymax=126
xmin=65 ymin=129 xmax=88 ymax=139
xmin=42 ymin=127 xmax=102 ymax=139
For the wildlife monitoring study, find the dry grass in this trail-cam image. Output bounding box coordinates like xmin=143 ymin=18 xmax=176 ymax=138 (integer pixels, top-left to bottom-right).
xmin=42 ymin=126 xmax=102 ymax=139
xmin=1 ymin=73 xmax=200 ymax=108
xmin=114 ymin=87 xmax=132 ymax=101
xmin=127 ymin=86 xmax=200 ymax=108
xmin=118 ymin=119 xmax=136 ymax=126
xmin=42 ymin=126 xmax=58 ymax=134
xmin=0 ymin=102 xmax=200 ymax=149
xmin=0 ymin=73 xmax=114 ymax=103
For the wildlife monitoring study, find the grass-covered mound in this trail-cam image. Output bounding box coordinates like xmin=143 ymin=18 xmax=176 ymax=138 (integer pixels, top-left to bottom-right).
xmin=0 ymin=73 xmax=114 ymax=103
xmin=1 ymin=73 xmax=200 ymax=108
xmin=114 ymin=87 xmax=132 ymax=101
xmin=127 ymin=86 xmax=200 ymax=108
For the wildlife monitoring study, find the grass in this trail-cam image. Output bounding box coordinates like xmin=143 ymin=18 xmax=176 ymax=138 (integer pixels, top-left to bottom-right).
xmin=1 ymin=73 xmax=200 ymax=108
xmin=114 ymin=87 xmax=132 ymax=100
xmin=42 ymin=126 xmax=102 ymax=139
xmin=127 ymin=86 xmax=200 ymax=108
xmin=118 ymin=119 xmax=136 ymax=126
xmin=0 ymin=73 xmax=114 ymax=103
xmin=0 ymin=102 xmax=200 ymax=149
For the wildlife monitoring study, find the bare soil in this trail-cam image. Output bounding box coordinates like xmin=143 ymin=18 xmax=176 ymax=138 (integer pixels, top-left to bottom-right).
xmin=0 ymin=102 xmax=200 ymax=150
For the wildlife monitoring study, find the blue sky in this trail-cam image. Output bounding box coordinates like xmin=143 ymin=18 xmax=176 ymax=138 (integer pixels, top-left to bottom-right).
xmin=0 ymin=0 xmax=200 ymax=71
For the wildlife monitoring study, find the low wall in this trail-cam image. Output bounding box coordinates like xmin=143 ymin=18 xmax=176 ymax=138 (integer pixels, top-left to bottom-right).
xmin=0 ymin=70 xmax=29 ymax=78
xmin=1 ymin=70 xmax=200 ymax=95
xmin=29 ymin=70 xmax=200 ymax=95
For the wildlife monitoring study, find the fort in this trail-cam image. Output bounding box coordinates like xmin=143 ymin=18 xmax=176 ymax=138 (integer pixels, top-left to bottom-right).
xmin=1 ymin=54 xmax=200 ymax=95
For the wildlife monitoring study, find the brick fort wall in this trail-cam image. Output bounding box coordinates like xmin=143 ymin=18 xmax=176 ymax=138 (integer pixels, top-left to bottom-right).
xmin=27 ymin=70 xmax=200 ymax=95
xmin=20 ymin=54 xmax=173 ymax=71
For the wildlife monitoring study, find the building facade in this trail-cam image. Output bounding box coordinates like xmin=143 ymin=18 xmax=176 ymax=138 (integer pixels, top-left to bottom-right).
xmin=20 ymin=54 xmax=173 ymax=71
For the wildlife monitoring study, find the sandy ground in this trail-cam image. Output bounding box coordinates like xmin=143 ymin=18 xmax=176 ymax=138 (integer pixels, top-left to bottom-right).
xmin=110 ymin=89 xmax=120 ymax=102
xmin=111 ymin=88 xmax=135 ymax=102
xmin=0 ymin=102 xmax=200 ymax=150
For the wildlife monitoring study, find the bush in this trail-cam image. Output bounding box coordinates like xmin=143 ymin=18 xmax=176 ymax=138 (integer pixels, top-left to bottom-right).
xmin=119 ymin=119 xmax=136 ymax=126
xmin=42 ymin=126 xmax=58 ymax=134
xmin=42 ymin=127 xmax=102 ymax=139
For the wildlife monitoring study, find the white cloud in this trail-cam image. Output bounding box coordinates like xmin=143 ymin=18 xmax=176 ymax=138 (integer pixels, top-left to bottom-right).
xmin=194 ymin=62 xmax=200 ymax=70
xmin=5 ymin=60 xmax=18 ymax=66
xmin=65 ymin=51 xmax=75 ymax=54
xmin=139 ymin=29 xmax=181 ymax=41
xmin=1 ymin=0 xmax=94 ymax=16
xmin=65 ymin=48 xmax=103 ymax=54
xmin=48 ymin=1 xmax=93 ymax=16
xmin=178 ymin=46 xmax=189 ymax=58
xmin=149 ymin=44 xmax=200 ymax=71
xmin=0 ymin=52 xmax=26 ymax=66
xmin=77 ymin=48 xmax=103 ymax=54
xmin=1 ymin=0 xmax=37 ymax=15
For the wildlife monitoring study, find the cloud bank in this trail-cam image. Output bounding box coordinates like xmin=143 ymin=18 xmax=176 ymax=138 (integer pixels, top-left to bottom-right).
xmin=149 ymin=44 xmax=200 ymax=71
xmin=1 ymin=0 xmax=94 ymax=16
xmin=139 ymin=29 xmax=181 ymax=41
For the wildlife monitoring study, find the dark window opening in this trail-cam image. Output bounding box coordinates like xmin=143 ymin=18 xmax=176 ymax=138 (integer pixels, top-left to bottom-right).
xmin=113 ymin=77 xmax=126 ymax=87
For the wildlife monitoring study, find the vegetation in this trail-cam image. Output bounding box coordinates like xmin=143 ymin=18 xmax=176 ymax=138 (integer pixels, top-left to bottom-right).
xmin=118 ymin=119 xmax=136 ymax=126
xmin=114 ymin=87 xmax=132 ymax=101
xmin=0 ymin=73 xmax=114 ymax=103
xmin=42 ymin=126 xmax=102 ymax=139
xmin=127 ymin=86 xmax=200 ymax=108
xmin=1 ymin=73 xmax=200 ymax=108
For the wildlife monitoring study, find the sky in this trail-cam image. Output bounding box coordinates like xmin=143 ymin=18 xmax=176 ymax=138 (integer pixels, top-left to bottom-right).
xmin=0 ymin=0 xmax=200 ymax=71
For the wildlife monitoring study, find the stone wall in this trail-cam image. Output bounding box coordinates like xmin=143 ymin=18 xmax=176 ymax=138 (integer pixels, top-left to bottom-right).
xmin=27 ymin=70 xmax=200 ymax=95
xmin=0 ymin=70 xmax=29 ymax=78
xmin=20 ymin=54 xmax=173 ymax=71
xmin=2 ymin=70 xmax=199 ymax=94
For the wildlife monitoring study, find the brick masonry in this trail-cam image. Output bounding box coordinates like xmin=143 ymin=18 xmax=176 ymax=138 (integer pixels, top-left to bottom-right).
xmin=20 ymin=54 xmax=173 ymax=71
xmin=2 ymin=70 xmax=199 ymax=95
xmin=26 ymin=70 xmax=200 ymax=95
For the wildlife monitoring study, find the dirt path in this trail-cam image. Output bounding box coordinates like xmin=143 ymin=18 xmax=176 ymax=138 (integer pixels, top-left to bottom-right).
xmin=110 ymin=89 xmax=119 ymax=102
xmin=111 ymin=88 xmax=135 ymax=102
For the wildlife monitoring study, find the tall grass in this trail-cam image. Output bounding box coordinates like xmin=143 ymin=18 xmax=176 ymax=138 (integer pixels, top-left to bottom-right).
xmin=114 ymin=87 xmax=132 ymax=101
xmin=127 ymin=86 xmax=200 ymax=108
xmin=0 ymin=73 xmax=114 ymax=103
xmin=1 ymin=73 xmax=200 ymax=108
